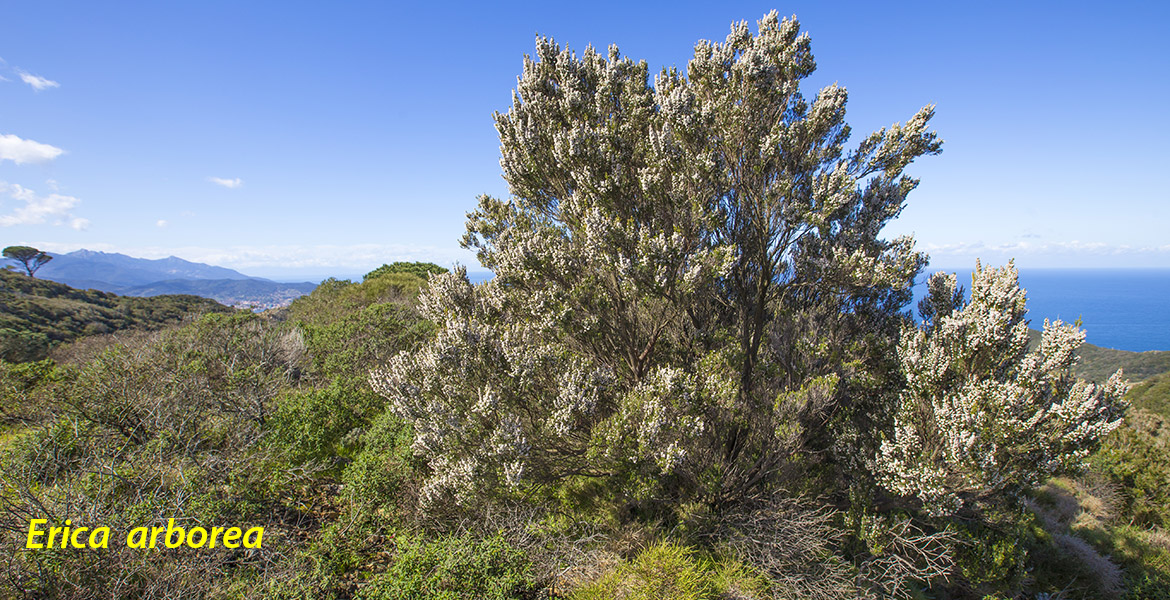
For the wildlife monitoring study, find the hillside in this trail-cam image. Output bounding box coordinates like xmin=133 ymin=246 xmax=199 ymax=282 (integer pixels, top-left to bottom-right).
xmin=1077 ymin=342 xmax=1170 ymax=383
xmin=1126 ymin=372 xmax=1170 ymax=416
xmin=0 ymin=269 xmax=232 ymax=362
xmin=1025 ymin=329 xmax=1170 ymax=384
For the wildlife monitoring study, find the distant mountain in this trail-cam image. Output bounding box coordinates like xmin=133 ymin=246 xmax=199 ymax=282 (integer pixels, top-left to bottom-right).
xmin=35 ymin=250 xmax=318 ymax=308
xmin=38 ymin=249 xmax=252 ymax=289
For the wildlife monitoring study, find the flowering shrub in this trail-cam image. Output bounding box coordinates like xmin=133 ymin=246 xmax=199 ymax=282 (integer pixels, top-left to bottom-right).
xmin=877 ymin=261 xmax=1127 ymax=515
xmin=371 ymin=12 xmax=943 ymax=513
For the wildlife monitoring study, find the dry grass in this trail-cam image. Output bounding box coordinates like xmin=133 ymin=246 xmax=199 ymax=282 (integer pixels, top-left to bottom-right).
xmin=1052 ymin=533 xmax=1123 ymax=598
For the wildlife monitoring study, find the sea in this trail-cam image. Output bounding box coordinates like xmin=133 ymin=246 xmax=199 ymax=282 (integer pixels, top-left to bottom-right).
xmin=913 ymin=269 xmax=1170 ymax=353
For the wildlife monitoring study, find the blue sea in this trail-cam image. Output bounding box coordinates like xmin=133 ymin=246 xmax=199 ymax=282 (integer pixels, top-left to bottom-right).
xmin=914 ymin=269 xmax=1170 ymax=352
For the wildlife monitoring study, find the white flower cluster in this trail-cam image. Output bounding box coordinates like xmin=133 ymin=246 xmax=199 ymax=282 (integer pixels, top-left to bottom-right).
xmin=876 ymin=261 xmax=1127 ymax=516
xmin=600 ymin=365 xmax=724 ymax=473
xmin=369 ymin=269 xmax=613 ymax=507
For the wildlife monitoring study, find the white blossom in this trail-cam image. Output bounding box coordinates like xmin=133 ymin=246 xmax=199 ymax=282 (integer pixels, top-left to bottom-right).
xmin=876 ymin=261 xmax=1128 ymax=516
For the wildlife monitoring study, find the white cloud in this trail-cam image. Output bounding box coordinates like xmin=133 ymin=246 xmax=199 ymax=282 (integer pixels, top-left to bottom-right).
xmin=17 ymin=69 xmax=59 ymax=91
xmin=156 ymin=219 xmax=168 ymax=228
xmin=0 ymin=133 xmax=65 ymax=164
xmin=208 ymin=176 xmax=243 ymax=189
xmin=920 ymin=240 xmax=1170 ymax=268
xmin=0 ymin=181 xmax=87 ymax=229
xmin=920 ymin=240 xmax=1149 ymax=256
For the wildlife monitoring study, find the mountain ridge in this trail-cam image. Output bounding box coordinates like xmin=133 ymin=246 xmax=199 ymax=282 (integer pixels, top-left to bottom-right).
xmin=39 ymin=249 xmax=254 ymax=287
xmin=33 ymin=249 xmax=317 ymax=308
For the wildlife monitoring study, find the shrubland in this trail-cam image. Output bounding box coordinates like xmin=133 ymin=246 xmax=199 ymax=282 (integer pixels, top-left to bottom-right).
xmin=1 ymin=13 xmax=1165 ymax=600
xmin=0 ymin=268 xmax=229 ymax=362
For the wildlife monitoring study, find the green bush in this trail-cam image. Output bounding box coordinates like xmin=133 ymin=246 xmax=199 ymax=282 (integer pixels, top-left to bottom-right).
xmin=0 ymin=358 xmax=68 ymax=426
xmin=0 ymin=328 xmax=50 ymax=362
xmin=570 ymin=542 xmax=762 ymax=600
xmin=300 ymin=302 xmax=430 ymax=380
xmin=1091 ymin=409 xmax=1170 ymax=528
xmin=363 ymin=262 xmax=447 ymax=283
xmin=342 ymin=410 xmax=416 ymax=515
xmin=949 ymin=516 xmax=1032 ymax=592
xmin=267 ymin=382 xmax=366 ymax=464
xmin=357 ymin=534 xmax=532 ymax=600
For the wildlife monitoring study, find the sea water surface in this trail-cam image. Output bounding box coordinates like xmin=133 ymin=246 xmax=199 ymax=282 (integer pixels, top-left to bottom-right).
xmin=914 ymin=268 xmax=1170 ymax=352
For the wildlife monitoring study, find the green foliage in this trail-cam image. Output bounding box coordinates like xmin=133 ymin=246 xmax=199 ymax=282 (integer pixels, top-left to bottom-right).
xmin=356 ymin=534 xmax=532 ymax=600
xmin=0 ymin=328 xmax=50 ymax=362
xmin=363 ymin=261 xmax=448 ymax=282
xmin=570 ymin=542 xmax=764 ymax=600
xmin=342 ymin=409 xmax=416 ymax=513
xmin=267 ymin=383 xmax=364 ymax=464
xmin=0 ymin=358 xmax=68 ymax=426
xmin=300 ymin=301 xmax=431 ymax=380
xmin=1091 ymin=409 xmax=1170 ymax=528
xmin=4 ymin=416 xmax=92 ymax=483
xmin=949 ymin=516 xmax=1032 ymax=591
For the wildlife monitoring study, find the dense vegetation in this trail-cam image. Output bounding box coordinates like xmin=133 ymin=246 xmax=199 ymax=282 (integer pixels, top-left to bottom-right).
xmin=0 ymin=269 xmax=230 ymax=362
xmin=2 ymin=13 xmax=1167 ymax=600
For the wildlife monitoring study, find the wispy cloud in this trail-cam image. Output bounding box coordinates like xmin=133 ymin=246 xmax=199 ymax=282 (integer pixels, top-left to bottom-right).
xmin=920 ymin=240 xmax=1170 ymax=268
xmin=16 ymin=69 xmax=59 ymax=91
xmin=156 ymin=220 xmax=168 ymax=228
xmin=0 ymin=181 xmax=88 ymax=229
xmin=208 ymin=176 xmax=243 ymax=189
xmin=920 ymin=240 xmax=1168 ymax=256
xmin=0 ymin=133 xmax=65 ymax=164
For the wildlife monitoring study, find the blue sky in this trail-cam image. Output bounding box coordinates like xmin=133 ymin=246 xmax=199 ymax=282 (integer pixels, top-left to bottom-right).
xmin=2 ymin=1 xmax=1167 ymax=280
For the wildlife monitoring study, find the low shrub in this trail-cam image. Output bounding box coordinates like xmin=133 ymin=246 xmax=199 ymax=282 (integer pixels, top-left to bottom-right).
xmin=357 ymin=533 xmax=532 ymax=600
xmin=570 ymin=541 xmax=765 ymax=600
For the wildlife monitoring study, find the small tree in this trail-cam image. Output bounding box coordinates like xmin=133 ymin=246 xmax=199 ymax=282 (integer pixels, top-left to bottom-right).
xmin=3 ymin=246 xmax=53 ymax=277
xmin=372 ymin=12 xmax=942 ymax=512
xmin=876 ymin=261 xmax=1128 ymax=516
